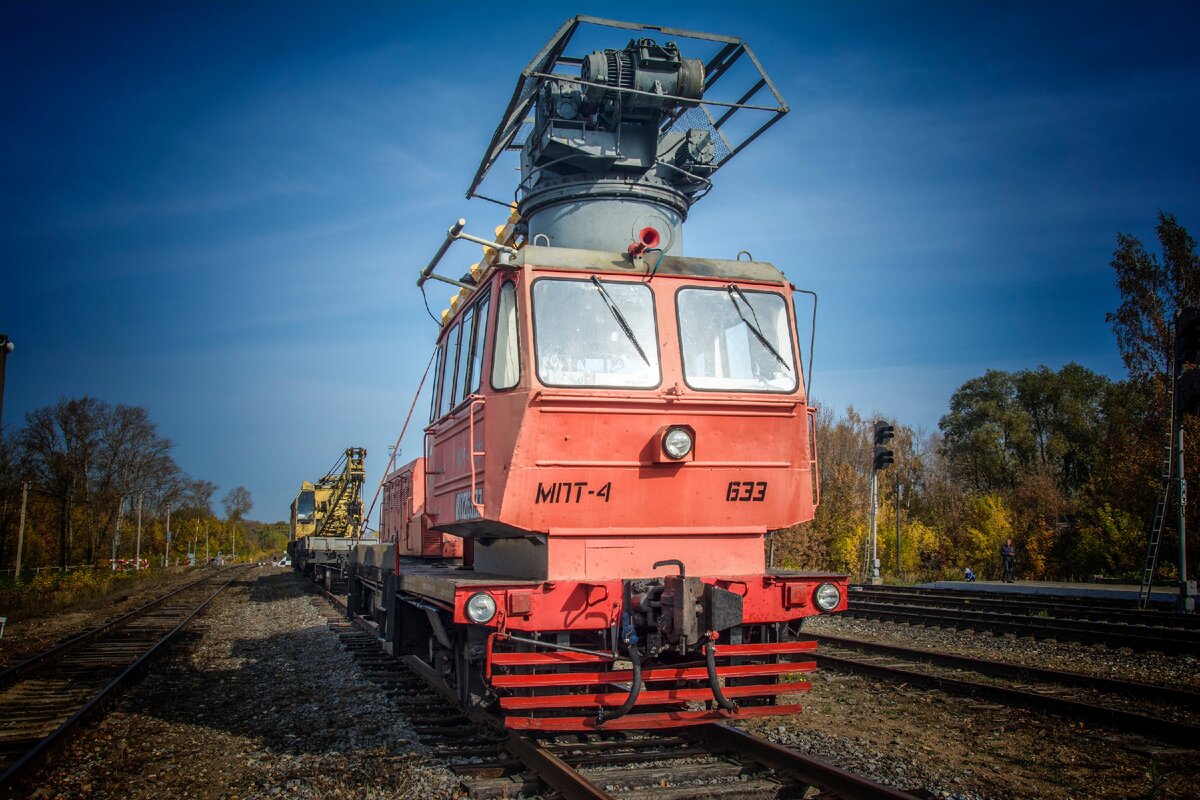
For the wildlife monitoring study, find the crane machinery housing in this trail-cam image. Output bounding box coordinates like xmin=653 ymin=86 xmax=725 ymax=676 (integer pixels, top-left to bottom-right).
xmin=290 ymin=447 xmax=368 ymax=589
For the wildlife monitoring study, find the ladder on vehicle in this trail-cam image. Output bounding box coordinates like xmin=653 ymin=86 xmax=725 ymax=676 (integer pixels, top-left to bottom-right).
xmin=1138 ymin=375 xmax=1177 ymax=610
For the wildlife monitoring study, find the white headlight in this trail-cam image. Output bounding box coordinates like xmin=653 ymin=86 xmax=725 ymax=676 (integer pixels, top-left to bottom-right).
xmin=663 ymin=426 xmax=694 ymax=459
xmin=815 ymin=583 xmax=841 ymax=611
xmin=465 ymin=592 xmax=497 ymax=623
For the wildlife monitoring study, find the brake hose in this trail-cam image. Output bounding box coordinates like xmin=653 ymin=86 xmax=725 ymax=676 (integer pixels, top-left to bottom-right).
xmin=705 ymin=638 xmax=739 ymax=712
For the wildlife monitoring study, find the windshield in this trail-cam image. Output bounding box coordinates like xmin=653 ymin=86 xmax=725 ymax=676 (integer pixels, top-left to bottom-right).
xmin=296 ymin=490 xmax=315 ymax=522
xmin=677 ymin=286 xmax=798 ymax=392
xmin=532 ymin=278 xmax=660 ymax=388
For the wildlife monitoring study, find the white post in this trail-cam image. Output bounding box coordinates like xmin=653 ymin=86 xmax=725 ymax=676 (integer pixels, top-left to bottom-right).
xmin=870 ymin=470 xmax=880 ymax=583
xmin=135 ymin=493 xmax=143 ymax=570
xmin=15 ymin=481 xmax=28 ymax=578
xmin=163 ymin=506 xmax=171 ymax=568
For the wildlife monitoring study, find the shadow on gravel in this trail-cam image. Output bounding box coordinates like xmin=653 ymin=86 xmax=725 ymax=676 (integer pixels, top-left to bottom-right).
xmin=124 ymin=570 xmax=407 ymax=757
xmin=246 ymin=570 xmax=309 ymax=603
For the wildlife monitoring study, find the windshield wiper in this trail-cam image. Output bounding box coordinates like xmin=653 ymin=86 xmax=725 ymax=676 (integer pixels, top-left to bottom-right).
xmin=590 ymin=276 xmax=651 ymax=367
xmin=727 ymin=285 xmax=791 ymax=372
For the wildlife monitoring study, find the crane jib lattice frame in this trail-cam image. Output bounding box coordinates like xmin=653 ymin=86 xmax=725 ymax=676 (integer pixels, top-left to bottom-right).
xmin=466 ymin=15 xmax=789 ymax=204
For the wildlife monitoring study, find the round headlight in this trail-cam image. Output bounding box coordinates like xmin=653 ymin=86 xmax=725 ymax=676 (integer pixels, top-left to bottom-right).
xmin=815 ymin=583 xmax=841 ymax=611
xmin=465 ymin=592 xmax=497 ymax=623
xmin=663 ymin=426 xmax=694 ymax=460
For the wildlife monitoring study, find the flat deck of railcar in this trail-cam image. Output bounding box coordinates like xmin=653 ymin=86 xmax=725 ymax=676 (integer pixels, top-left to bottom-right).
xmin=915 ymin=579 xmax=1177 ymax=605
xmin=397 ymin=561 xmax=543 ymax=604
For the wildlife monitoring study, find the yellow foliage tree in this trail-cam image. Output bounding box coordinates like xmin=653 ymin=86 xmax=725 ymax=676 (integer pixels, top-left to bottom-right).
xmin=956 ymin=494 xmax=1013 ymax=579
xmin=828 ymin=521 xmax=868 ymax=576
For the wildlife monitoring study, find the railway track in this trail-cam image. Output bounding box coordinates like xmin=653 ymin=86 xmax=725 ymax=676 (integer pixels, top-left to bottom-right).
xmin=852 ymin=585 xmax=1200 ymax=629
xmin=846 ymin=586 xmax=1200 ymax=654
xmin=809 ymin=632 xmax=1200 ymax=747
xmin=0 ymin=565 xmax=248 ymax=792
xmin=309 ymin=579 xmax=926 ymax=800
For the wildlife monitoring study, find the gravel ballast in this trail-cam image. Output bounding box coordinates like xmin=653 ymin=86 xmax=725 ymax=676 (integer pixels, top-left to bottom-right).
xmin=27 ymin=569 xmax=460 ymax=799
xmin=17 ymin=572 xmax=1200 ymax=799
xmin=736 ymin=614 xmax=1200 ymax=799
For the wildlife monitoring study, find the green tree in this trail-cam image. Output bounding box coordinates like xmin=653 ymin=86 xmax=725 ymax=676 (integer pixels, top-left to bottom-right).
xmin=1105 ymin=212 xmax=1200 ymax=579
xmin=1107 ymin=212 xmax=1200 ymax=391
xmin=939 ymin=370 xmax=1033 ymax=493
xmin=940 ymin=365 xmax=1110 ymax=499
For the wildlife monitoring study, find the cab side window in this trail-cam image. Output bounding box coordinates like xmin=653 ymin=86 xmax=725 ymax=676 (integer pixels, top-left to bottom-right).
xmin=431 ymin=289 xmax=494 ymax=420
xmin=437 ymin=321 xmax=461 ymax=418
xmin=459 ymin=291 xmax=491 ymax=401
xmin=429 ymin=344 xmax=444 ymax=422
xmin=491 ymin=281 xmax=520 ymax=390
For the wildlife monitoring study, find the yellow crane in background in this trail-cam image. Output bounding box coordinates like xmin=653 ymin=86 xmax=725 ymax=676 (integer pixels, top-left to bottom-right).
xmin=289 ymin=447 xmax=367 ymax=587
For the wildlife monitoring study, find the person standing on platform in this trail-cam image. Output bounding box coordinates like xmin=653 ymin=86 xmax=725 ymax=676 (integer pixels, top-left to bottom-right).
xmin=1000 ymin=538 xmax=1016 ymax=583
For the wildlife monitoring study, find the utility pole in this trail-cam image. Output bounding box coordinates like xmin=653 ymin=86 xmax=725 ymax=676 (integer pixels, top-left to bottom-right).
xmin=112 ymin=497 xmax=124 ymax=569
xmin=1178 ymin=420 xmax=1191 ymax=611
xmin=135 ymin=493 xmax=143 ymax=570
xmin=895 ymin=479 xmax=902 ymax=578
xmin=15 ymin=481 xmax=28 ymax=578
xmin=1174 ymin=308 xmax=1200 ymax=612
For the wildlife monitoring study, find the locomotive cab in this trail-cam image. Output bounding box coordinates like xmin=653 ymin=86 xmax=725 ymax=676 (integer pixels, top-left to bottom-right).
xmin=423 ymin=244 xmax=819 ymax=582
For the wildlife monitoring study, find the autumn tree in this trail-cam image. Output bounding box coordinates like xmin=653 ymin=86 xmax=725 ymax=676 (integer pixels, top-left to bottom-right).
xmin=20 ymin=397 xmax=106 ymax=569
xmin=14 ymin=397 xmax=184 ymax=569
xmin=1107 ymin=212 xmax=1200 ymax=392
xmin=222 ymin=485 xmax=253 ymax=522
xmin=90 ymin=403 xmax=181 ymax=564
xmin=1106 ymin=212 xmax=1200 ymax=578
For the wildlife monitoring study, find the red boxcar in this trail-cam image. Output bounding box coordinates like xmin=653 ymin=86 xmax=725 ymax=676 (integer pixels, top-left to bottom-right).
xmin=381 ymin=461 xmax=462 ymax=559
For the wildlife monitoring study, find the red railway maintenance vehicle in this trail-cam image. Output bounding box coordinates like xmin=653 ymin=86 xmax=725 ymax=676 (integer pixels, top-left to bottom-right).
xmin=345 ymin=15 xmax=847 ymax=731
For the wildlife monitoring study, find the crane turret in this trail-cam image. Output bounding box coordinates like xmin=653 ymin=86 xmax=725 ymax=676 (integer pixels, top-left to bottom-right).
xmin=289 ymin=447 xmax=367 ymax=544
xmin=465 ymin=16 xmax=788 ymax=260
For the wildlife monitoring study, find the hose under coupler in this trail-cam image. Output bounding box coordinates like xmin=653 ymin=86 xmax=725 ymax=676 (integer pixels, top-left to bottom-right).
xmin=705 ymin=638 xmax=739 ymax=712
xmin=597 ymin=613 xmax=642 ymax=724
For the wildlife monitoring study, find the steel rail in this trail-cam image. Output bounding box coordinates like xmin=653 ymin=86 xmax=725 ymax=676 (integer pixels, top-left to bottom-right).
xmin=503 ymin=732 xmax=615 ymax=800
xmin=845 ymin=602 xmax=1200 ymax=654
xmin=0 ymin=566 xmax=247 ymax=792
xmin=319 ymin=580 xmax=929 ymax=799
xmin=851 ymin=586 xmax=1200 ymax=629
xmin=811 ymin=632 xmax=1200 ymax=710
xmin=694 ymin=723 xmax=924 ymax=800
xmin=0 ymin=566 xmax=227 ymax=689
xmin=853 ymin=584 xmax=1155 ymax=608
xmin=313 ymin=581 xmax=616 ymax=799
xmin=813 ymin=650 xmax=1200 ymax=747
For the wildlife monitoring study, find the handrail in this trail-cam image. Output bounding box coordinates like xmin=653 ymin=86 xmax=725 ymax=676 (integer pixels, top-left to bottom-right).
xmin=807 ymin=406 xmax=820 ymax=509
xmin=468 ymin=397 xmax=486 ymax=518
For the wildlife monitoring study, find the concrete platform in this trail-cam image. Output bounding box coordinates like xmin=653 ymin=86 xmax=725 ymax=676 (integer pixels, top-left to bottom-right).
xmin=914 ymin=580 xmax=1181 ymax=605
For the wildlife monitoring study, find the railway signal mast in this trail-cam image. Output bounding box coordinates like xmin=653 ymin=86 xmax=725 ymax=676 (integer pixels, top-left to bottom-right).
xmin=1174 ymin=309 xmax=1200 ymax=612
xmin=868 ymin=421 xmax=895 ymax=584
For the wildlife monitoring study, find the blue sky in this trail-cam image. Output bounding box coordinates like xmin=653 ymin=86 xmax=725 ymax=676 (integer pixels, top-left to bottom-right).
xmin=3 ymin=1 xmax=1198 ymax=521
